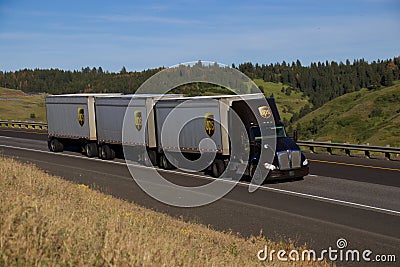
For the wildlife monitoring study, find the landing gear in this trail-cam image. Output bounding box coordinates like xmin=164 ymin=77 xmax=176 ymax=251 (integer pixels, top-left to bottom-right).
xmin=147 ymin=150 xmax=157 ymax=166
xmin=211 ymin=159 xmax=225 ymax=177
xmin=159 ymin=154 xmax=174 ymax=169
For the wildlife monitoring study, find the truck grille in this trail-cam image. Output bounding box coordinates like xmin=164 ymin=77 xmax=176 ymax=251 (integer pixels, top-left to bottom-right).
xmin=276 ymin=150 xmax=301 ymax=170
xmin=291 ymin=150 xmax=301 ymax=169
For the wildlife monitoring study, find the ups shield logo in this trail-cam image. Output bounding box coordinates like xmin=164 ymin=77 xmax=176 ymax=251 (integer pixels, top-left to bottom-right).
xmin=78 ymin=108 xmax=85 ymax=127
xmin=258 ymin=106 xmax=271 ymax=119
xmin=134 ymin=110 xmax=142 ymax=131
xmin=204 ymin=112 xmax=215 ymax=137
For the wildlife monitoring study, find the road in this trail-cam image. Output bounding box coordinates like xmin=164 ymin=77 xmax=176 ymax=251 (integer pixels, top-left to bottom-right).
xmin=1 ymin=127 xmax=399 ymax=266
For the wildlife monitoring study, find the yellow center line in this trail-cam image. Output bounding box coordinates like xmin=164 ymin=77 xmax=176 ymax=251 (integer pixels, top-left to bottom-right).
xmin=309 ymin=159 xmax=400 ymax=172
xmin=0 ymin=129 xmax=47 ymax=135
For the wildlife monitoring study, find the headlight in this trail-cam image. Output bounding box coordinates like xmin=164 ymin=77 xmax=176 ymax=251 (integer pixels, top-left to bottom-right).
xmin=303 ymin=159 xmax=308 ymax=166
xmin=263 ymin=163 xmax=276 ymax=170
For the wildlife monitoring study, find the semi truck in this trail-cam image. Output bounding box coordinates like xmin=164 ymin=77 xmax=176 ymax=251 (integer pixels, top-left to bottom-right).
xmin=46 ymin=93 xmax=309 ymax=181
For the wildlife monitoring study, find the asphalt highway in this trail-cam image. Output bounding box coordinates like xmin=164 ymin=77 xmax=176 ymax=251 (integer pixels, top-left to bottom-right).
xmin=1 ymin=128 xmax=399 ymax=266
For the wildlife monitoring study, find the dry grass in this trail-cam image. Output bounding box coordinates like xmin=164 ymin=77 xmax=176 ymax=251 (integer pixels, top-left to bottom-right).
xmin=0 ymin=88 xmax=47 ymax=122
xmin=0 ymin=157 xmax=330 ymax=266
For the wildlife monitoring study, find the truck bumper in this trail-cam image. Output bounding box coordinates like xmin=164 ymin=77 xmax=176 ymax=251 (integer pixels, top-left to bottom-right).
xmin=267 ymin=166 xmax=309 ymax=180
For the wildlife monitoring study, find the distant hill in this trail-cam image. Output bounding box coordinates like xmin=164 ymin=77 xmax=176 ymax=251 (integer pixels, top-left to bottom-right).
xmin=294 ymin=82 xmax=400 ymax=146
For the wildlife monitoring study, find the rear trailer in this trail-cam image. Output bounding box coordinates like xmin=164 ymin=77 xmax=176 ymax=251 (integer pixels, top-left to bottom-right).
xmin=45 ymin=93 xmax=120 ymax=155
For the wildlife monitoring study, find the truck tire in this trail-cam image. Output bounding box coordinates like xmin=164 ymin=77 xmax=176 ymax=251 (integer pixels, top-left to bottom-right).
xmin=48 ymin=138 xmax=63 ymax=152
xmin=211 ymin=159 xmax=225 ymax=178
xmin=85 ymin=143 xmax=98 ymax=158
xmin=99 ymin=145 xmax=115 ymax=160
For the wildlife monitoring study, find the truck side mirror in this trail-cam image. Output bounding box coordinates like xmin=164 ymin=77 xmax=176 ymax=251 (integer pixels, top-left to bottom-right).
xmin=293 ymin=130 xmax=298 ymax=142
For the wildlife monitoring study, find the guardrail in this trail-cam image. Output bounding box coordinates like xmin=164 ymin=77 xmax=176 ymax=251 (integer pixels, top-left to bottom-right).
xmin=0 ymin=120 xmax=47 ymax=130
xmin=297 ymin=140 xmax=400 ymax=160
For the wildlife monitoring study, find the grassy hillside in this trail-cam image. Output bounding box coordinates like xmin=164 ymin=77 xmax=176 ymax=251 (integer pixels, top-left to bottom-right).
xmin=295 ymin=82 xmax=400 ymax=146
xmin=252 ymin=79 xmax=311 ymax=121
xmin=0 ymin=87 xmax=47 ymax=122
xmin=0 ymin=157 xmax=328 ymax=266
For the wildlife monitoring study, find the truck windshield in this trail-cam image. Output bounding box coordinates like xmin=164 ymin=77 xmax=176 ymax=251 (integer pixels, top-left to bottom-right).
xmin=251 ymin=125 xmax=287 ymax=140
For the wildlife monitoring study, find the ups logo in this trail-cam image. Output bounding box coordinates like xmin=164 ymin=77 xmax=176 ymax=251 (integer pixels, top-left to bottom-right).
xmin=258 ymin=106 xmax=271 ymax=119
xmin=78 ymin=108 xmax=85 ymax=127
xmin=134 ymin=110 xmax=142 ymax=131
xmin=204 ymin=112 xmax=215 ymax=137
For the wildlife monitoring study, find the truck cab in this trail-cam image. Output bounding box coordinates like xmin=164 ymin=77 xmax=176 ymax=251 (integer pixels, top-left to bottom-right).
xmin=231 ymin=97 xmax=309 ymax=180
xmin=249 ymin=123 xmax=309 ymax=180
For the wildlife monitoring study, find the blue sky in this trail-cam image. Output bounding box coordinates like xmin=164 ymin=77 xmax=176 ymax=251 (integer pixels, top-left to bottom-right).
xmin=0 ymin=0 xmax=399 ymax=72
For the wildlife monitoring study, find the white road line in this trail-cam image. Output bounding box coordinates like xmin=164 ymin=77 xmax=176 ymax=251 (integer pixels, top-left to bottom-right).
xmin=0 ymin=136 xmax=15 ymax=139
xmin=252 ymin=184 xmax=400 ymax=216
xmin=1 ymin=143 xmax=400 ymax=216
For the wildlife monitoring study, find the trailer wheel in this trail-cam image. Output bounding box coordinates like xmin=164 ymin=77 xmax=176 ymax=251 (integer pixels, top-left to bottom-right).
xmin=99 ymin=145 xmax=115 ymax=160
xmin=48 ymin=138 xmax=63 ymax=152
xmin=85 ymin=143 xmax=98 ymax=158
xmin=211 ymin=159 xmax=225 ymax=178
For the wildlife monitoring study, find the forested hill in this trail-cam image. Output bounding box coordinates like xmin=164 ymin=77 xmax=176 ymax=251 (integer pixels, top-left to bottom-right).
xmin=1 ymin=57 xmax=399 ymax=112
xmin=0 ymin=67 xmax=162 ymax=95
xmin=237 ymin=57 xmax=400 ymax=108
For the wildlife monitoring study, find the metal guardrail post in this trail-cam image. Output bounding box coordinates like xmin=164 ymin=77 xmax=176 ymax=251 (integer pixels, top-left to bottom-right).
xmin=0 ymin=120 xmax=47 ymax=130
xmin=385 ymin=145 xmax=391 ymax=160
xmin=296 ymin=140 xmax=399 ymax=160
